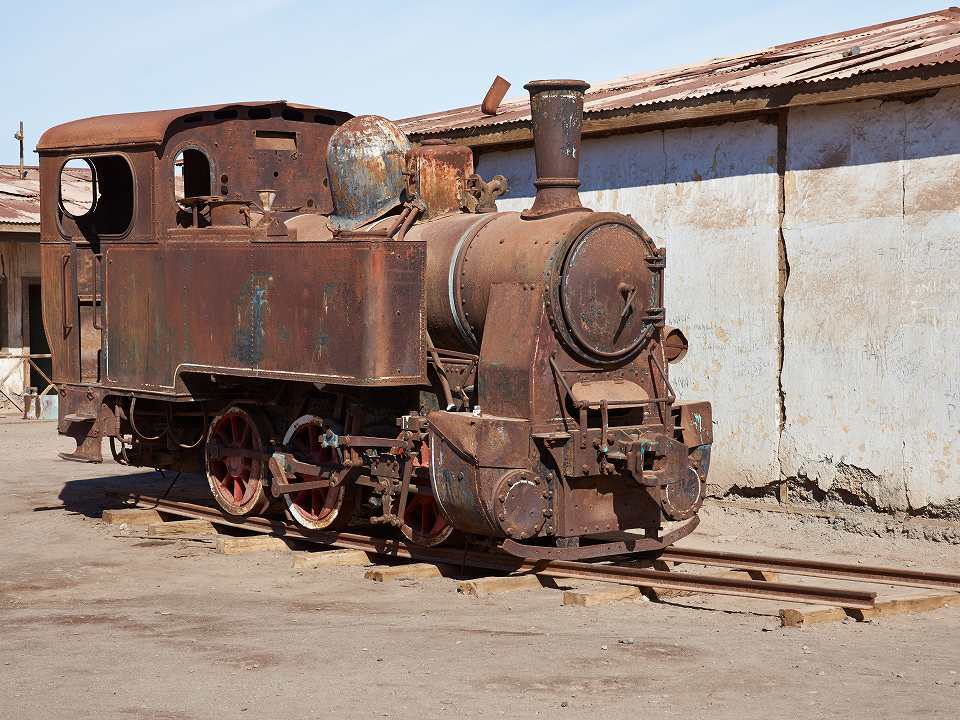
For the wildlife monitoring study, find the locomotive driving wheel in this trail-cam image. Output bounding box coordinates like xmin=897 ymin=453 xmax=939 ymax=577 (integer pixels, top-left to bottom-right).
xmin=282 ymin=415 xmax=355 ymax=532
xmin=205 ymin=405 xmax=272 ymax=518
xmin=400 ymin=491 xmax=454 ymax=547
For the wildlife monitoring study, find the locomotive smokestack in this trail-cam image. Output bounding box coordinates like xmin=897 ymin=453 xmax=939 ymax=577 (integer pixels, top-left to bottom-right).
xmin=521 ymin=79 xmax=590 ymax=220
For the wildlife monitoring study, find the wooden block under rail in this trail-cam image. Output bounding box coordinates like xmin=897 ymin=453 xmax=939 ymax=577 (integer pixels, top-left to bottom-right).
xmin=458 ymin=574 xmax=543 ymax=598
xmin=216 ymin=535 xmax=289 ymax=555
xmin=365 ymin=563 xmax=450 ymax=583
xmin=563 ymin=585 xmax=642 ymax=607
xmin=847 ymin=592 xmax=960 ymax=622
xmin=781 ymin=592 xmax=960 ymax=627
xmin=102 ymin=508 xmax=163 ymax=526
xmin=146 ymin=519 xmax=218 ymax=537
xmin=292 ymin=549 xmax=373 ymax=569
xmin=780 ymin=605 xmax=848 ymax=628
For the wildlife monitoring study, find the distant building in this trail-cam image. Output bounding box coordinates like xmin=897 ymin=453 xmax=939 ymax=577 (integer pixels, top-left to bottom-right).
xmin=0 ymin=164 xmax=90 ymax=412
xmin=400 ymin=9 xmax=960 ymax=514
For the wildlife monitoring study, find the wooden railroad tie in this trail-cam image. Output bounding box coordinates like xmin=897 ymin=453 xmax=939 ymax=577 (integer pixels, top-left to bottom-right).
xmin=365 ymin=563 xmax=455 ymax=583
xmin=458 ymin=574 xmax=543 ymax=598
xmin=147 ymin=519 xmax=218 ymax=538
xmin=780 ymin=592 xmax=960 ymax=628
xmin=101 ymin=508 xmax=163 ymax=526
xmin=563 ymin=585 xmax=643 ymax=607
xmin=292 ymin=549 xmax=374 ymax=569
xmin=215 ymin=535 xmax=290 ymax=555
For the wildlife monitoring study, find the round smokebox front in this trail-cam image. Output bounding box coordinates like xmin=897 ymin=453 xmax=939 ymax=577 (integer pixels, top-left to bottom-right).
xmin=550 ymin=219 xmax=661 ymax=364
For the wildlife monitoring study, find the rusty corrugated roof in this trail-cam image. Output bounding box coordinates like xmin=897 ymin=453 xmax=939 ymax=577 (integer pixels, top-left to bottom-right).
xmin=398 ymin=7 xmax=960 ymax=138
xmin=0 ymin=165 xmax=92 ymax=230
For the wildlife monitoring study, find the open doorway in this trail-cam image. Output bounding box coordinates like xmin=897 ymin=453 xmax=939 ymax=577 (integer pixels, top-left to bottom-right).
xmin=23 ymin=279 xmax=51 ymax=390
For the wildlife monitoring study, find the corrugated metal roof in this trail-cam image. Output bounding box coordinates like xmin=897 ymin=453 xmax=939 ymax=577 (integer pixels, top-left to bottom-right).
xmin=0 ymin=165 xmax=92 ymax=229
xmin=398 ymin=7 xmax=960 ymax=138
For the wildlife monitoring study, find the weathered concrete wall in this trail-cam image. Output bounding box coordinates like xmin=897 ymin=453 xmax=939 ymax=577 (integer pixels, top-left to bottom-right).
xmin=781 ymin=88 xmax=960 ymax=513
xmin=478 ymin=119 xmax=782 ymax=493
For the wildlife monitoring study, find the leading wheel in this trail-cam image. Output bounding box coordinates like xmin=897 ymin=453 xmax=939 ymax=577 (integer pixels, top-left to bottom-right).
xmin=400 ymin=491 xmax=454 ymax=547
xmin=205 ymin=405 xmax=272 ymax=518
xmin=282 ymin=415 xmax=355 ymax=532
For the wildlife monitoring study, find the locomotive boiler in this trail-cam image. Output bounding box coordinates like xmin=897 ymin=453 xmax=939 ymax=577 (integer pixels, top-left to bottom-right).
xmin=38 ymin=79 xmax=712 ymax=560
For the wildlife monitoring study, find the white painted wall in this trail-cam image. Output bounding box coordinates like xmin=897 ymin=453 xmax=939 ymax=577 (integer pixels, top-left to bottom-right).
xmin=478 ymin=119 xmax=783 ymax=494
xmin=782 ymin=89 xmax=960 ymax=512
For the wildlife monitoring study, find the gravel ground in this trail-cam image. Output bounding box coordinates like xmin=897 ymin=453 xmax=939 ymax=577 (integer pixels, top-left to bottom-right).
xmin=1 ymin=417 xmax=959 ymax=720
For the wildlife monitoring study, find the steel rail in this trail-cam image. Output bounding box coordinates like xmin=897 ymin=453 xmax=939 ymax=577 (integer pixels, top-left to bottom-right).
xmin=115 ymin=494 xmax=876 ymax=609
xmin=661 ymin=546 xmax=960 ymax=592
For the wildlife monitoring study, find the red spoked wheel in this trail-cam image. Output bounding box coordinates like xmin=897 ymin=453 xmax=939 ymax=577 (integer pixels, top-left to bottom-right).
xmin=205 ymin=405 xmax=271 ymax=518
xmin=282 ymin=416 xmax=355 ymax=532
xmin=400 ymin=491 xmax=454 ymax=547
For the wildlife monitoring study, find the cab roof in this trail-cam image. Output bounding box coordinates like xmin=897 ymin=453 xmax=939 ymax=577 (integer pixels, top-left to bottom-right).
xmin=37 ymin=101 xmax=353 ymax=153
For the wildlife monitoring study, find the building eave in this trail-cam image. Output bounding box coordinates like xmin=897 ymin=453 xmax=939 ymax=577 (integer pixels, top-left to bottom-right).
xmin=409 ymin=63 xmax=960 ymax=150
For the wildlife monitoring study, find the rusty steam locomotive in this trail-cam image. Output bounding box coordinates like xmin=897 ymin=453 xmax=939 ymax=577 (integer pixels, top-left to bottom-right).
xmin=38 ymin=80 xmax=712 ymax=560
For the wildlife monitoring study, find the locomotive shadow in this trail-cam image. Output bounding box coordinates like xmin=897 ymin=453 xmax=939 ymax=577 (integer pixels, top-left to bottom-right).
xmin=55 ymin=470 xmax=210 ymax=520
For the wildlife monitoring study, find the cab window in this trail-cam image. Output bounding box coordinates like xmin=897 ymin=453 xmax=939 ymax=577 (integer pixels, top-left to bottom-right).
xmin=59 ymin=155 xmax=134 ymax=236
xmin=174 ymin=148 xmax=211 ymax=200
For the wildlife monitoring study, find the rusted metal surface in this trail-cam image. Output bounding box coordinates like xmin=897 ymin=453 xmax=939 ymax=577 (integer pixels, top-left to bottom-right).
xmin=521 ymin=80 xmax=590 ymax=219
xmin=37 ymin=101 xmax=350 ymax=152
xmin=327 ymin=115 xmax=411 ymax=230
xmin=661 ymin=546 xmax=960 ymax=592
xmin=397 ymin=9 xmax=960 ymax=139
xmin=405 ymin=140 xmax=473 ymax=220
xmin=480 ymin=75 xmax=511 ymax=116
xmin=40 ymin=77 xmax=713 ymax=558
xmin=105 ymin=239 xmax=427 ymax=388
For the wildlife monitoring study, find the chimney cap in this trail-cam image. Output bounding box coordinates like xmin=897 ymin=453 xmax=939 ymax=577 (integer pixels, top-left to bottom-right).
xmin=523 ymin=79 xmax=590 ymax=93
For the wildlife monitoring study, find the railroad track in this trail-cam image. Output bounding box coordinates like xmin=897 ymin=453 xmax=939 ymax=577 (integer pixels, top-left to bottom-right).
xmin=105 ymin=494 xmax=956 ymax=612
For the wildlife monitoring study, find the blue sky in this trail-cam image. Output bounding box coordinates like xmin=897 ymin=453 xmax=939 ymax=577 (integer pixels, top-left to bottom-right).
xmin=2 ymin=0 xmax=941 ymax=164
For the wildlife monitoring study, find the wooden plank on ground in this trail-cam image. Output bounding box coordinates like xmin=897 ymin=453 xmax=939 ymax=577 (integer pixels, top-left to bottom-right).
xmin=847 ymin=592 xmax=960 ymax=622
xmin=364 ymin=563 xmax=449 ymax=583
xmin=292 ymin=549 xmax=373 ymax=569
xmin=780 ymin=606 xmax=848 ymax=628
xmin=102 ymin=508 xmax=163 ymax=526
xmin=781 ymin=592 xmax=960 ymax=627
xmin=563 ymin=585 xmax=642 ymax=607
xmin=216 ymin=535 xmax=289 ymax=555
xmin=147 ymin=519 xmax=218 ymax=537
xmin=458 ymin=574 xmax=543 ymax=597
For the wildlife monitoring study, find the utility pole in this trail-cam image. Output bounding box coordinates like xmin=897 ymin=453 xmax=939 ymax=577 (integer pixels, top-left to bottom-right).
xmin=13 ymin=121 xmax=25 ymax=178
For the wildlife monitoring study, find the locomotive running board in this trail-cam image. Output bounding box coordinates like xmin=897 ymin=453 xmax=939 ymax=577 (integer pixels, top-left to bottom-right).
xmin=497 ymin=516 xmax=699 ymax=561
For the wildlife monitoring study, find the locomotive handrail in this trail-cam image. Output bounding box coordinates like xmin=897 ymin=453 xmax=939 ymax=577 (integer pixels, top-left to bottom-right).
xmin=92 ymin=253 xmax=103 ymax=331
xmin=425 ymin=330 xmax=456 ymax=410
xmin=60 ymin=254 xmax=72 ymax=333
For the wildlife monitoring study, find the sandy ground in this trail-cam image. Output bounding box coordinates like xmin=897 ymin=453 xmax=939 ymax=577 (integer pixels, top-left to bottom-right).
xmin=1 ymin=417 xmax=959 ymax=720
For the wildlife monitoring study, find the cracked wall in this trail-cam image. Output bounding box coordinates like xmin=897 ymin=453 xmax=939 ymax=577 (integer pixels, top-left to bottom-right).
xmin=780 ymin=88 xmax=960 ymax=513
xmin=477 ymin=119 xmax=782 ymax=495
